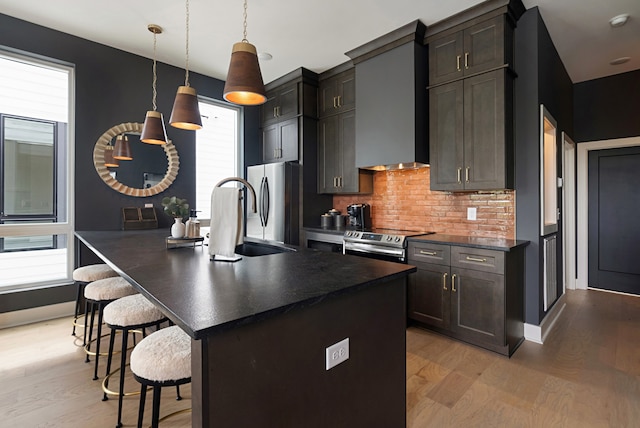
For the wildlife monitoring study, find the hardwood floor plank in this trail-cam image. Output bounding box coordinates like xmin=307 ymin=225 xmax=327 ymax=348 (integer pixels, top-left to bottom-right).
xmin=2 ymin=289 xmax=639 ymax=427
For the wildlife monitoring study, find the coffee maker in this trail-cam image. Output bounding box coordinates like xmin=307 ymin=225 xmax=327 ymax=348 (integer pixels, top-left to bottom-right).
xmin=346 ymin=203 xmax=371 ymax=230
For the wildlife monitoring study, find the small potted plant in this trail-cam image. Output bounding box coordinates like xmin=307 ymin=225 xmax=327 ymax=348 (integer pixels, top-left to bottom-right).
xmin=161 ymin=196 xmax=190 ymax=238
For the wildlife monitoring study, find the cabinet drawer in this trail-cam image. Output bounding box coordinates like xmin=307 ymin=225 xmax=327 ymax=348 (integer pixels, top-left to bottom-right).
xmin=407 ymin=242 xmax=450 ymax=266
xmin=450 ymin=246 xmax=504 ymax=274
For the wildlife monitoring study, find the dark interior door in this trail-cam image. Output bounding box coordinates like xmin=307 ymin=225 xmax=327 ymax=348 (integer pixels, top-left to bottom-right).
xmin=588 ymin=146 xmax=640 ymax=294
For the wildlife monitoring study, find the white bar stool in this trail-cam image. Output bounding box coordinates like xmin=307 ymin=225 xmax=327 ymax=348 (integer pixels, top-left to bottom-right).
xmin=130 ymin=325 xmax=192 ymax=428
xmin=102 ymin=294 xmax=169 ymax=428
xmin=83 ymin=276 xmax=137 ymax=380
xmin=71 ymin=264 xmax=118 ymax=336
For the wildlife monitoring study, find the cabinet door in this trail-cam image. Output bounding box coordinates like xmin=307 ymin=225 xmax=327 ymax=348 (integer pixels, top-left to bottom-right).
xmin=408 ymin=262 xmax=450 ymax=330
xmin=279 ymin=117 xmax=299 ymax=162
xmin=450 ymin=267 xmax=504 ymax=347
xmin=429 ymin=80 xmax=464 ymax=191
xmin=463 ymin=16 xmax=505 ymax=77
xmin=337 ymin=110 xmax=358 ymax=193
xmin=336 ymin=71 xmax=355 ymax=112
xmin=463 ymin=70 xmax=505 ymax=190
xmin=261 ymin=91 xmax=279 ymax=125
xmin=429 ymin=31 xmax=464 ymax=86
xmin=262 ymin=123 xmax=279 ymax=163
xmin=317 ymin=115 xmax=340 ymax=193
xmin=319 ymin=79 xmax=338 ymax=118
xmin=277 ymin=84 xmax=299 ymax=120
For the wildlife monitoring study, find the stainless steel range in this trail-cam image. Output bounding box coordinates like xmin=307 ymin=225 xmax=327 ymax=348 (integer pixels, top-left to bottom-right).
xmin=343 ymin=228 xmax=434 ymax=262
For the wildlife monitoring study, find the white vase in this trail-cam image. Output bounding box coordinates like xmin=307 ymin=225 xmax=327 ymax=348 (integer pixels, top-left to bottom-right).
xmin=171 ymin=217 xmax=186 ymax=238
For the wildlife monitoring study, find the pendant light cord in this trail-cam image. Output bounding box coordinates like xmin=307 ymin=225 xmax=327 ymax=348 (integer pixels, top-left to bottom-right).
xmin=184 ymin=0 xmax=191 ymax=87
xmin=152 ymin=30 xmax=158 ymax=111
xmin=242 ymin=0 xmax=248 ymax=42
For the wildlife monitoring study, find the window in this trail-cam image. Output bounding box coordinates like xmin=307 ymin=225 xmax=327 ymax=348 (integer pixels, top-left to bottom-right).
xmin=195 ymin=99 xmax=241 ymax=222
xmin=0 ymin=50 xmax=74 ymax=291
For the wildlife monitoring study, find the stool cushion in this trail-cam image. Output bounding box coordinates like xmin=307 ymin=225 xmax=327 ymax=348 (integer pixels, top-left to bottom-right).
xmin=130 ymin=326 xmax=191 ymax=382
xmin=73 ymin=264 xmax=118 ymax=282
xmin=84 ymin=277 xmax=137 ymax=301
xmin=104 ymin=294 xmax=165 ymax=327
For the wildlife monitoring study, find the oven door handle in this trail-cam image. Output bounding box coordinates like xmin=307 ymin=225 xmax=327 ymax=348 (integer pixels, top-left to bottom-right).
xmin=343 ymin=241 xmax=405 ymax=257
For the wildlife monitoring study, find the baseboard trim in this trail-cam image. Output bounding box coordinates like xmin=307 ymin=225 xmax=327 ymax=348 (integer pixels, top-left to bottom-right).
xmin=0 ymin=301 xmax=74 ymax=330
xmin=524 ymin=293 xmax=567 ymax=344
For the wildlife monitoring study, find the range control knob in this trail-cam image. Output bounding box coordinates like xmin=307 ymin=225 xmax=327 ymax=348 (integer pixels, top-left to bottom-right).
xmin=346 ymin=231 xmax=352 ymax=237
xmin=386 ymin=236 xmax=393 ymax=241
xmin=395 ymin=236 xmax=401 ymax=242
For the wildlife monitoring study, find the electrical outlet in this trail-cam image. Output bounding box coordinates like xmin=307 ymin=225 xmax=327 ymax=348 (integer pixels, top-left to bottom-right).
xmin=467 ymin=207 xmax=477 ymax=221
xmin=144 ymin=203 xmax=153 ymax=208
xmin=326 ymin=338 xmax=349 ymax=370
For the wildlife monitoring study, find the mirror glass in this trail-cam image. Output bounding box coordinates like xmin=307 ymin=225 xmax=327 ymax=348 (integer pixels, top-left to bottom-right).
xmin=108 ymin=133 xmax=168 ymax=189
xmin=93 ymin=122 xmax=180 ymax=197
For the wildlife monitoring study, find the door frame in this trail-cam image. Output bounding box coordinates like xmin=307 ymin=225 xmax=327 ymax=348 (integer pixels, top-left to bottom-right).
xmin=561 ymin=133 xmax=576 ymax=291
xmin=576 ymin=136 xmax=640 ymax=289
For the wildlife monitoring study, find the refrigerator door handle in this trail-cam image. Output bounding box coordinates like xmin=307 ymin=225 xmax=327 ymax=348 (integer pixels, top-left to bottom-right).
xmin=263 ymin=177 xmax=270 ymax=227
xmin=259 ymin=177 xmax=266 ymax=227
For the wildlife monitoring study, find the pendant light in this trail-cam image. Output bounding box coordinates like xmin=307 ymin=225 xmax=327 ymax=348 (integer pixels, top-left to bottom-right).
xmin=113 ymin=134 xmax=133 ymax=160
xmin=170 ymin=0 xmax=202 ymax=130
xmin=104 ymin=143 xmax=119 ymax=168
xmin=223 ymin=0 xmax=267 ymax=106
xmin=141 ymin=24 xmax=169 ymax=145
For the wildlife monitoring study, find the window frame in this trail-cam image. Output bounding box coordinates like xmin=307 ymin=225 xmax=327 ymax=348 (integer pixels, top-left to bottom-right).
xmin=0 ymin=48 xmax=75 ymax=291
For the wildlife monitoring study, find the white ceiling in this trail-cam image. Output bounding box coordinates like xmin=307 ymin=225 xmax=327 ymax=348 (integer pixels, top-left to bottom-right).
xmin=0 ymin=0 xmax=638 ymax=84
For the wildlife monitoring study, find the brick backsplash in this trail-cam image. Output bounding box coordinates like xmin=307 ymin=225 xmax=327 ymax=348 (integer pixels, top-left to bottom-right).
xmin=332 ymin=167 xmax=515 ymax=239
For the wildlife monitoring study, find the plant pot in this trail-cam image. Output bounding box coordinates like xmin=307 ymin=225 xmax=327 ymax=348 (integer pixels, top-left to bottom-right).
xmin=171 ymin=217 xmax=186 ymax=238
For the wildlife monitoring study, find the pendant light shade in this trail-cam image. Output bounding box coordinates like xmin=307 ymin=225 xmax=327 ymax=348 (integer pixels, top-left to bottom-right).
xmin=170 ymin=0 xmax=202 ymax=130
xmin=223 ymin=41 xmax=266 ymax=105
xmin=104 ymin=144 xmax=119 ymax=168
xmin=170 ymin=86 xmax=202 ymax=130
xmin=141 ymin=24 xmax=168 ymax=145
xmin=141 ymin=111 xmax=169 ymax=145
xmin=113 ymin=134 xmax=133 ymax=160
xmin=223 ymin=0 xmax=266 ymax=106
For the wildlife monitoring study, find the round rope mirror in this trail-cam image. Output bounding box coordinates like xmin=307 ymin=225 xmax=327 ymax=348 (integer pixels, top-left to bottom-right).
xmin=93 ymin=122 xmax=179 ymax=197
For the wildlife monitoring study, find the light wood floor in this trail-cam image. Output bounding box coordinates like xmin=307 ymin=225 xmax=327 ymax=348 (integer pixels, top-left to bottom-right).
xmin=1 ymin=289 xmax=639 ymax=427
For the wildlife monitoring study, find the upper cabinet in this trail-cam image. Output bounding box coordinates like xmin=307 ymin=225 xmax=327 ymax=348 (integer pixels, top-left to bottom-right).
xmin=260 ymin=68 xmax=318 ymax=165
xmin=318 ymin=70 xmax=356 ymax=118
xmin=429 ymin=16 xmax=511 ymax=86
xmin=317 ymin=66 xmax=373 ymax=194
xmin=262 ymin=83 xmax=299 ymax=125
xmin=426 ymin=0 xmax=524 ymax=191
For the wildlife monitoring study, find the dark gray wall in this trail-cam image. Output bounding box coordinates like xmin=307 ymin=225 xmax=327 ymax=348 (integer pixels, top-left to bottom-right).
xmin=0 ymin=13 xmax=260 ymax=313
xmin=574 ymin=70 xmax=640 ymax=142
xmin=514 ymin=7 xmax=573 ymax=325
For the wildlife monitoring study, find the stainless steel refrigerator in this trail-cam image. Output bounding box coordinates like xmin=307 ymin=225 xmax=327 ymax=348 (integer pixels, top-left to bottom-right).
xmin=246 ymin=162 xmax=300 ymax=244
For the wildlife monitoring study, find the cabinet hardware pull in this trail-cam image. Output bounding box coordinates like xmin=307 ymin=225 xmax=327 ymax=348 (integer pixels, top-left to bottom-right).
xmin=337 ymin=95 xmax=342 ymax=107
xmin=456 ymin=55 xmax=461 ymax=71
xmin=273 ymin=107 xmax=277 ymax=118
xmin=339 ymin=176 xmax=343 ymax=187
xmin=466 ymin=256 xmax=487 ymax=263
xmin=457 ymin=167 xmax=462 ymax=184
xmin=452 ymin=274 xmax=457 ymax=292
xmin=333 ymin=96 xmax=337 ymax=109
xmin=419 ymin=250 xmax=437 ymax=256
xmin=465 ymin=167 xmax=470 ymax=183
xmin=443 ymin=272 xmax=448 ymax=291
xmin=464 ymin=52 xmax=469 ymax=69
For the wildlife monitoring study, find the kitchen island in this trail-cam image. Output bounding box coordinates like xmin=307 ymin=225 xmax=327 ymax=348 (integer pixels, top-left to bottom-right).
xmin=75 ymin=229 xmax=415 ymax=427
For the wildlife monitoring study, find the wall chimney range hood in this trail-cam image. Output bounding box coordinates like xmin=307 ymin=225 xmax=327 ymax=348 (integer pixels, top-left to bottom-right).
xmin=346 ymin=20 xmax=428 ymax=171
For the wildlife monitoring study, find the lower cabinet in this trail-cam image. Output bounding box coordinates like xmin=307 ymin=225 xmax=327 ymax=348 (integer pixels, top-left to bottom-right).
xmin=407 ymin=241 xmax=524 ymax=356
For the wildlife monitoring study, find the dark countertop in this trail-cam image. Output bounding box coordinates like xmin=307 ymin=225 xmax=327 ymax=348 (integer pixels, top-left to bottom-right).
xmin=75 ymin=229 xmax=415 ymax=340
xmin=407 ymin=233 xmax=529 ymax=251
xmin=303 ymin=226 xmax=349 ymax=235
